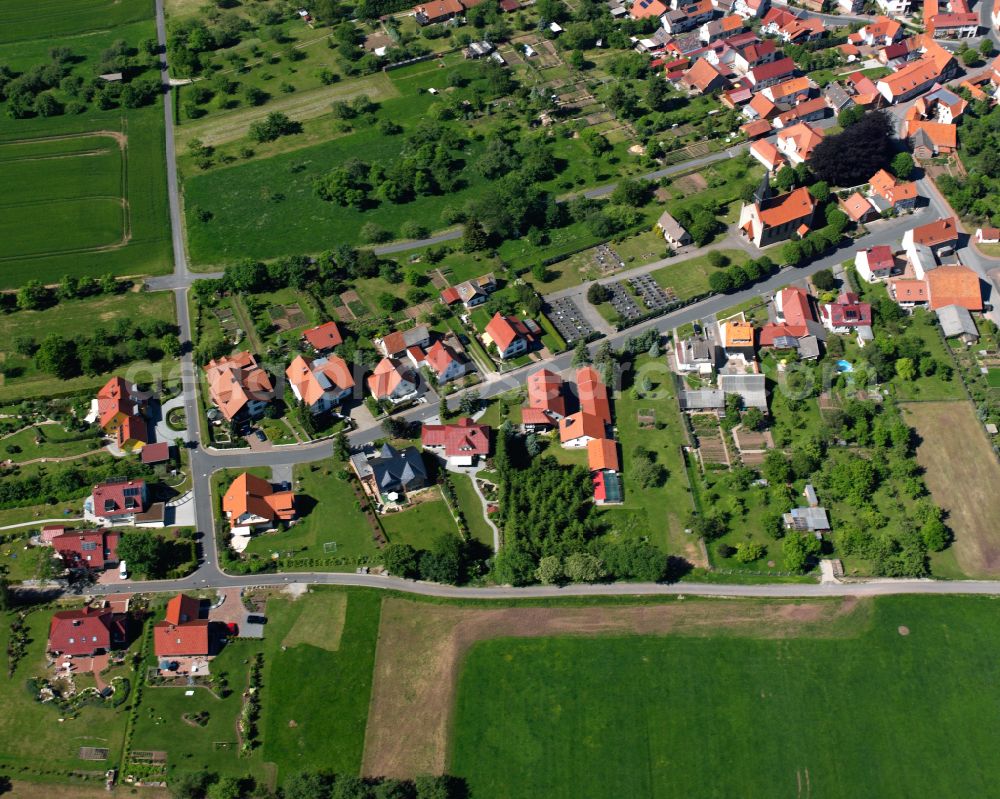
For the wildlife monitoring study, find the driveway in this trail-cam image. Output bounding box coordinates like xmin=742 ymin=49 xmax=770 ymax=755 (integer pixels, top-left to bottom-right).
xmin=156 ymin=395 xmax=190 ymax=443
xmin=208 ymin=587 xmax=265 ymax=638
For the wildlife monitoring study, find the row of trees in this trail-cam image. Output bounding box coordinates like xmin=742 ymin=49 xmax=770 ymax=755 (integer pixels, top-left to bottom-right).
xmin=4 ymin=274 xmax=129 ymax=313
xmin=169 ymin=769 xmax=466 ymax=799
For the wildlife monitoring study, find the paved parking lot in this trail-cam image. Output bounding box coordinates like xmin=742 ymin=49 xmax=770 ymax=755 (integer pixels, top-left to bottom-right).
xmin=547 ymin=297 xmax=596 ymax=343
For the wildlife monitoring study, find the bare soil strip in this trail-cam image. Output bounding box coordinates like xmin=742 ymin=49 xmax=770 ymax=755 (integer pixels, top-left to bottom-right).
xmin=361 ymin=596 xmax=866 ymax=778
xmin=902 ymin=401 xmax=1000 ymax=576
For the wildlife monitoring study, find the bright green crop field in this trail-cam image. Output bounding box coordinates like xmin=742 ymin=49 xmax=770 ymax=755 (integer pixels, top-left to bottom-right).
xmin=0 ymin=0 xmax=171 ymax=288
xmin=0 ymin=0 xmax=152 ymax=44
xmin=451 ymin=595 xmax=1000 ymax=798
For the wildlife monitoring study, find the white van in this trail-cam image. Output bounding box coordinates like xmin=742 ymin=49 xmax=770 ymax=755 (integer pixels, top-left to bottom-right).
xmin=118 ymin=561 xmax=128 ymax=580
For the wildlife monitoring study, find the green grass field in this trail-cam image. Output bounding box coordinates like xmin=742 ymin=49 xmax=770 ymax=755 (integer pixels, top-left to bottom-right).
xmin=0 ymin=608 xmax=130 ymax=776
xmin=183 ymin=129 xmax=490 ymax=265
xmin=0 ymin=423 xmax=103 ymax=462
xmin=451 ymin=595 xmax=1000 ymax=798
xmin=0 ymin=0 xmax=151 ymax=43
xmin=449 ymin=472 xmax=494 ymax=548
xmin=261 ymin=589 xmax=382 ymax=779
xmin=381 ymin=488 xmax=461 ymax=551
xmin=650 ymin=249 xmax=748 ymax=301
xmin=0 ymin=290 xmax=178 ymax=402
xmin=596 ymin=355 xmax=694 ymax=556
xmin=243 ymin=461 xmax=380 ymax=568
xmin=132 ymin=637 xmax=267 ymax=780
xmin=0 ymin=4 xmax=171 ymax=287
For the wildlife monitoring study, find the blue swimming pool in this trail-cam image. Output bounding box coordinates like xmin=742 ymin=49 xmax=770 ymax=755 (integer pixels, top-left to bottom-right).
xmin=836 ymin=360 xmax=853 ymax=373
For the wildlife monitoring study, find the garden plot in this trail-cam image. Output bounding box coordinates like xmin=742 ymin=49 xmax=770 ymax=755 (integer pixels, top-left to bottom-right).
xmin=267 ymin=303 xmax=307 ymax=333
xmin=690 ymin=413 xmax=729 ymax=468
xmin=732 ymin=426 xmax=774 ymax=466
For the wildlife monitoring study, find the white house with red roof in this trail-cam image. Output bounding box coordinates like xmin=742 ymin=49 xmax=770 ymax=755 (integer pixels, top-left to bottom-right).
xmin=286 ymin=354 xmax=354 ymax=413
xmin=855 ymin=245 xmax=904 ymax=282
xmin=94 ymin=376 xmax=148 ymax=452
xmin=367 ymin=358 xmax=417 ymax=403
xmin=746 ymin=57 xmax=797 ymax=89
xmin=734 ymin=0 xmax=769 ymax=19
xmin=821 ymin=292 xmax=874 ymax=341
xmin=87 ymin=479 xmax=149 ymax=526
xmin=482 ymin=313 xmax=537 ymax=360
xmin=423 ymin=340 xmax=467 ymax=384
xmin=421 ymin=418 xmax=491 ymax=466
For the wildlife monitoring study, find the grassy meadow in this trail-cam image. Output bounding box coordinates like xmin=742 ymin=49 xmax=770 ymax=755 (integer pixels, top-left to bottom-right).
xmin=451 ymin=595 xmax=1000 ymax=799
xmin=0 ymin=290 xmax=178 ymax=402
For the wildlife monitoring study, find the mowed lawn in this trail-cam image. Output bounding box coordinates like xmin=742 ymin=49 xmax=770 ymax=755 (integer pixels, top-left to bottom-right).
xmin=262 ymin=589 xmax=382 ymax=781
xmin=243 ymin=461 xmax=380 ymax=567
xmin=133 ymin=638 xmax=270 ymax=782
xmin=381 ymin=487 xmax=461 ymax=551
xmin=595 ymin=355 xmax=697 ymax=559
xmin=0 ymin=609 xmax=130 ymax=775
xmin=451 ymin=595 xmax=1000 ymax=799
xmin=902 ymin=400 xmax=1000 ymax=577
xmin=651 ymin=249 xmax=748 ymax=300
xmin=0 ymin=290 xmax=178 ymax=402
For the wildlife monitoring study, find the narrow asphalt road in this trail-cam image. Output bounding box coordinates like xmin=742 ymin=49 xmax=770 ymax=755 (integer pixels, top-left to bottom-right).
xmin=78 ymin=570 xmax=1000 ymax=599
xmin=155 ymin=0 xmax=187 ymax=281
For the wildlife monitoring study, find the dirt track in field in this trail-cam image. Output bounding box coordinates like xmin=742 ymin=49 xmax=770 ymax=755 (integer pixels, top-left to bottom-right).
xmin=902 ymin=401 xmax=1000 ymax=576
xmin=361 ymin=596 xmax=866 ymax=778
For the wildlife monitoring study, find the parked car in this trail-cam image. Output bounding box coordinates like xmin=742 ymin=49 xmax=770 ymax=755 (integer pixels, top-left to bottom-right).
xmin=247 ymin=615 xmax=267 ymax=625
xmin=254 ymin=429 xmax=267 ymax=442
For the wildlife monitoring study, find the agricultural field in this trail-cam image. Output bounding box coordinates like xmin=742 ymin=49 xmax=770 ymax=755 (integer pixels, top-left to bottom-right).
xmin=0 ymin=1 xmax=171 ymax=286
xmin=0 ymin=290 xmax=179 ymax=402
xmin=0 ymin=0 xmax=151 ymax=43
xmin=903 ymin=400 xmax=1000 ymax=578
xmin=449 ymin=595 xmax=1000 ymax=799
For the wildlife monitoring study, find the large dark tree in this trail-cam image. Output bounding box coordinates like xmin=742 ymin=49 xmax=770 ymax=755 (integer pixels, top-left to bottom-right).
xmin=809 ymin=111 xmax=894 ymax=187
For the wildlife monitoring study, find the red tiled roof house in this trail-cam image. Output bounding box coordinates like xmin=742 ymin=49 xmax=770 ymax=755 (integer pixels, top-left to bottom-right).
xmin=421 ymin=418 xmax=491 ymax=466
xmin=88 ymin=479 xmax=148 ymax=525
xmin=154 ymin=594 xmax=211 ymax=659
xmin=48 ymin=606 xmax=126 ymax=658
